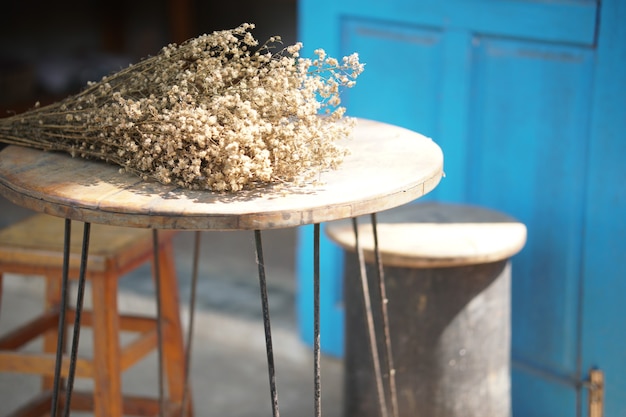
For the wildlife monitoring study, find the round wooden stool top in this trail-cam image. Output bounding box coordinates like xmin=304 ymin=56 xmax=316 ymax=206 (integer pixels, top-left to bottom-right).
xmin=0 ymin=119 xmax=443 ymax=230
xmin=325 ymin=202 xmax=527 ymax=268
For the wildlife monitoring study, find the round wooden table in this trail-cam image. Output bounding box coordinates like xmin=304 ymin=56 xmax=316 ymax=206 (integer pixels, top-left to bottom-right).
xmin=0 ymin=118 xmax=443 ymax=231
xmin=0 ymin=118 xmax=443 ymax=417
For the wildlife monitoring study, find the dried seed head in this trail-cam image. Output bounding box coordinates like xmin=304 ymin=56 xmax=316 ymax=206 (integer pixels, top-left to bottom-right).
xmin=0 ymin=23 xmax=364 ymax=192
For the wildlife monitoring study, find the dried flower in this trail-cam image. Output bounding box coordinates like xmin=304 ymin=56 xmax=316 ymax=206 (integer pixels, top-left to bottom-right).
xmin=0 ymin=23 xmax=364 ymax=192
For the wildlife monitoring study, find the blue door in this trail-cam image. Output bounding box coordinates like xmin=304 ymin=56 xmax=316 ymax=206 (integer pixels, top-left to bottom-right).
xmin=296 ymin=1 xmax=626 ymax=416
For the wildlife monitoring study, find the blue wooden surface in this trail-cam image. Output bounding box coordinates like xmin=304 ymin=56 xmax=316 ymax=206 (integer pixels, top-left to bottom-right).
xmin=580 ymin=2 xmax=626 ymax=417
xmin=296 ymin=0 xmax=626 ymax=415
xmin=467 ymin=38 xmax=594 ymax=373
xmin=465 ymin=35 xmax=594 ymax=416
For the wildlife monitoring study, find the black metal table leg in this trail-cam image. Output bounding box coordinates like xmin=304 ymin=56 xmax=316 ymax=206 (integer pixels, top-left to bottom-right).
xmin=370 ymin=213 xmax=399 ymax=417
xmin=313 ymin=224 xmax=322 ymax=417
xmin=50 ymin=218 xmax=72 ymax=417
xmin=62 ymin=222 xmax=91 ymax=417
xmin=349 ymin=214 xmax=401 ymax=417
xmin=255 ymin=230 xmax=281 ymax=417
xmin=49 ymin=220 xmax=91 ymax=417
xmin=352 ymin=216 xmax=389 ymax=417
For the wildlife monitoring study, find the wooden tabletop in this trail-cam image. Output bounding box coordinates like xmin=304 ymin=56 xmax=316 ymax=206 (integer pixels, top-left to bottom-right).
xmin=0 ymin=119 xmax=443 ymax=230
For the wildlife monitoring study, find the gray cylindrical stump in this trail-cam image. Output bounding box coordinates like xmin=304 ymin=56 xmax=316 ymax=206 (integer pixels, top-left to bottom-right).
xmin=326 ymin=203 xmax=527 ymax=417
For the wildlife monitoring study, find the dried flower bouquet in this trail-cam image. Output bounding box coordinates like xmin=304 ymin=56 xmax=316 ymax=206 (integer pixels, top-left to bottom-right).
xmin=0 ymin=23 xmax=363 ymax=192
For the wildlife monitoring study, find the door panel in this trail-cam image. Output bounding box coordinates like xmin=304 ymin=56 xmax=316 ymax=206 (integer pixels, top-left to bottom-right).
xmin=333 ymin=0 xmax=597 ymax=46
xmin=581 ymin=2 xmax=626 ymax=416
xmin=512 ymin=369 xmax=578 ymax=417
xmin=340 ymin=17 xmax=595 ymax=381
xmin=295 ymin=1 xmax=625 ymax=416
xmin=341 ymin=19 xmax=443 ymax=139
xmin=466 ymin=38 xmax=594 ymax=375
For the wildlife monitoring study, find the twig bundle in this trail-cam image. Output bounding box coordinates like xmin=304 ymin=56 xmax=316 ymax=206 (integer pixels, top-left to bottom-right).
xmin=0 ymin=23 xmax=363 ymax=192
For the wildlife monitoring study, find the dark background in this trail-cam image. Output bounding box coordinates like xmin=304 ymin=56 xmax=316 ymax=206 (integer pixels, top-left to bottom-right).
xmin=0 ymin=0 xmax=297 ymax=114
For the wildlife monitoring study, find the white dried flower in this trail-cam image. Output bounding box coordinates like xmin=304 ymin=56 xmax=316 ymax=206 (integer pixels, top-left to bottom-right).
xmin=0 ymin=23 xmax=364 ymax=192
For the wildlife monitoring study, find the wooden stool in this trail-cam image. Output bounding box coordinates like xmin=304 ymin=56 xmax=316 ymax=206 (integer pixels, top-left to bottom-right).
xmin=325 ymin=202 xmax=527 ymax=417
xmin=0 ymin=214 xmax=190 ymax=417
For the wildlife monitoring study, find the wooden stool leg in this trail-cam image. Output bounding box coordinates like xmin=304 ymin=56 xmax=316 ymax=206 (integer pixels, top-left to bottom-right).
xmin=90 ymin=274 xmax=123 ymax=417
xmin=42 ymin=275 xmax=65 ymax=391
xmin=155 ymin=239 xmax=191 ymax=415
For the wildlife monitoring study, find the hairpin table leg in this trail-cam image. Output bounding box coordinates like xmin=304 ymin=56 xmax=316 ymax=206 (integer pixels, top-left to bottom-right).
xmin=62 ymin=222 xmax=90 ymax=416
xmin=352 ymin=216 xmax=389 ymax=417
xmin=49 ymin=221 xmax=90 ymax=417
xmin=370 ymin=213 xmax=399 ymax=417
xmin=255 ymin=230 xmax=280 ymax=417
xmin=50 ymin=218 xmax=72 ymax=417
xmin=313 ymin=223 xmax=322 ymax=417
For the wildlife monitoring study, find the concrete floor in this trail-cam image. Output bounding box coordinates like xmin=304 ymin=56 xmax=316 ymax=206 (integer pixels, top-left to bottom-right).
xmin=0 ymin=195 xmax=344 ymax=417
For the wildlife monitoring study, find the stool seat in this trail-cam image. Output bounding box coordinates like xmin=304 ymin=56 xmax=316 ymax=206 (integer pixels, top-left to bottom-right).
xmin=326 ymin=202 xmax=527 ymax=267
xmin=0 ymin=214 xmax=176 ymax=273
xmin=0 ymin=213 xmax=190 ymax=417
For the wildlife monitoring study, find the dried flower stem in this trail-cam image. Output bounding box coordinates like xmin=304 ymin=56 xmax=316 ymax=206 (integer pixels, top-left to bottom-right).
xmin=0 ymin=23 xmax=364 ymax=192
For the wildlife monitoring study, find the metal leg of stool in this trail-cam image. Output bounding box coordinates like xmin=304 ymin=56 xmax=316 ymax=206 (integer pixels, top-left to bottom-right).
xmin=352 ymin=217 xmax=388 ymax=417
xmin=254 ymin=230 xmax=280 ymax=417
xmin=62 ymin=221 xmax=91 ymax=417
xmin=50 ymin=218 xmax=72 ymax=417
xmin=153 ymin=230 xmax=166 ymax=417
xmin=370 ymin=213 xmax=399 ymax=417
xmin=313 ymin=224 xmax=322 ymax=417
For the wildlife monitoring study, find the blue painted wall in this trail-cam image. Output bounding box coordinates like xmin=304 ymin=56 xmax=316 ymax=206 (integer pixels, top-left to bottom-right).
xmin=296 ymin=0 xmax=626 ymax=416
